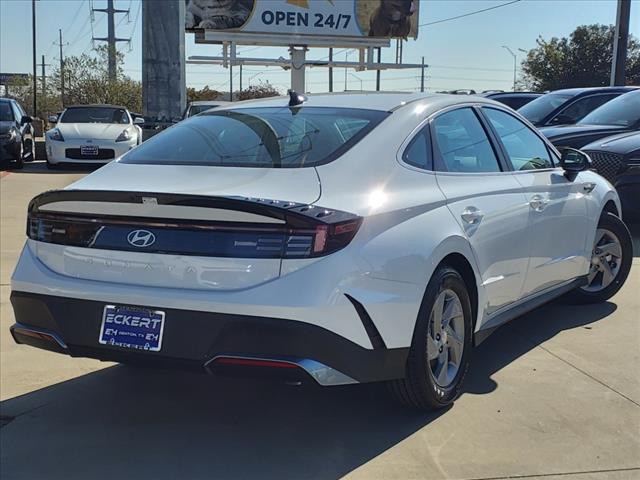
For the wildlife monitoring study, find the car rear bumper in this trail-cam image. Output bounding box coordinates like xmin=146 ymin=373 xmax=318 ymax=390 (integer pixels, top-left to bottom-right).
xmin=10 ymin=290 xmax=409 ymax=385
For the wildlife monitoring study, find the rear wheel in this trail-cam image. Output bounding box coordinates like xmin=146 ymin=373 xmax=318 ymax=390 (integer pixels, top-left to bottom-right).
xmin=388 ymin=266 xmax=473 ymax=410
xmin=567 ymin=212 xmax=632 ymax=304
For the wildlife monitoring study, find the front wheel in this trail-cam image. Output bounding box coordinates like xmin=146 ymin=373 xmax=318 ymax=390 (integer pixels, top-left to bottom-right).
xmin=567 ymin=212 xmax=632 ymax=304
xmin=13 ymin=141 xmax=24 ymax=169
xmin=387 ymin=266 xmax=473 ymax=410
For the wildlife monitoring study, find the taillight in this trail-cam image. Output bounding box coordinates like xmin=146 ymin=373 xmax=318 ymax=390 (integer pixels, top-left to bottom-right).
xmin=27 ymin=199 xmax=361 ymax=259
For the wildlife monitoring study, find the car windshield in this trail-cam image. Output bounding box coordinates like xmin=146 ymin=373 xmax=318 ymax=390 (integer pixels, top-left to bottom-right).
xmin=518 ymin=93 xmax=573 ymax=123
xmin=578 ymin=91 xmax=640 ymax=127
xmin=60 ymin=107 xmax=130 ymax=124
xmin=121 ymin=107 xmax=388 ymax=168
xmin=0 ymin=103 xmax=14 ymax=121
xmin=188 ymin=104 xmax=221 ymax=116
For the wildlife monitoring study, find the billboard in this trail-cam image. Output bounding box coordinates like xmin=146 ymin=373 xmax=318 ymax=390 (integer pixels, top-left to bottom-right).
xmin=185 ymin=0 xmax=419 ymax=39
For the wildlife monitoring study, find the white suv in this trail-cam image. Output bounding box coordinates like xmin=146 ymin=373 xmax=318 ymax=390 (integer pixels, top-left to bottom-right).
xmin=11 ymin=93 xmax=632 ymax=410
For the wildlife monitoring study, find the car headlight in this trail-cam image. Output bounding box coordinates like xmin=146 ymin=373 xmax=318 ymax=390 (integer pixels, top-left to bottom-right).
xmin=1 ymin=128 xmax=17 ymax=141
xmin=49 ymin=128 xmax=64 ymax=142
xmin=116 ymin=127 xmax=134 ymax=142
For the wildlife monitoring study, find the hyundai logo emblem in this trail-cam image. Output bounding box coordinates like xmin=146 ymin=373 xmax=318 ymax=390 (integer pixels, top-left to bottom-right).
xmin=127 ymin=229 xmax=156 ymax=248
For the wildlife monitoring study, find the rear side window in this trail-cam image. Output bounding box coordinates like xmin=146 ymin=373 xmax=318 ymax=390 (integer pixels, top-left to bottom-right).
xmin=122 ymin=107 xmax=388 ymax=168
xmin=432 ymin=108 xmax=501 ymax=173
xmin=402 ymin=127 xmax=432 ymax=170
xmin=549 ymin=94 xmax=618 ymax=125
xmin=483 ymin=108 xmax=553 ymax=171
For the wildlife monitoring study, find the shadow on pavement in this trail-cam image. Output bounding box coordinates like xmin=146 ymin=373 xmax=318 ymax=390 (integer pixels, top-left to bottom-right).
xmin=0 ymin=159 xmax=102 ymax=174
xmin=0 ymin=298 xmax=617 ymax=479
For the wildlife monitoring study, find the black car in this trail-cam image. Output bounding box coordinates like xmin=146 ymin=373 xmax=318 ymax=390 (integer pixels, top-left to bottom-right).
xmin=539 ymin=90 xmax=640 ymax=149
xmin=518 ymin=86 xmax=637 ymax=127
xmin=0 ymin=98 xmax=35 ymax=169
xmin=481 ymin=91 xmax=543 ymax=109
xmin=582 ymin=132 xmax=640 ymax=220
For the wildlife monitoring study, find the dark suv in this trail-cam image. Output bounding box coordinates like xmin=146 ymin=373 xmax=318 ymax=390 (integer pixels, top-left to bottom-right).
xmin=0 ymin=98 xmax=34 ymax=169
xmin=518 ymin=86 xmax=637 ymax=127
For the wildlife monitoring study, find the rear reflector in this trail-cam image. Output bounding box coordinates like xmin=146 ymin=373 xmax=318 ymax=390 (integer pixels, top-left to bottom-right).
xmin=213 ymin=357 xmax=298 ymax=369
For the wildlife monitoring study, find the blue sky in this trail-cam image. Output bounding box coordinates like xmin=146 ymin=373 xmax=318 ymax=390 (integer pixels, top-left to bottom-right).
xmin=1 ymin=0 xmax=639 ymax=94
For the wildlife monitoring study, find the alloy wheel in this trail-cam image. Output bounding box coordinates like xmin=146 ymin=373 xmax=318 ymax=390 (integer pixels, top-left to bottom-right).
xmin=427 ymin=289 xmax=465 ymax=388
xmin=582 ymin=228 xmax=622 ymax=292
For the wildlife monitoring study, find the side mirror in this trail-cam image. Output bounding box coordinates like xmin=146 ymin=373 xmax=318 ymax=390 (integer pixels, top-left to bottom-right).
xmin=48 ymin=115 xmax=58 ymax=123
xmin=559 ymin=147 xmax=590 ymax=180
xmin=20 ymin=115 xmax=33 ymax=125
xmin=133 ymin=117 xmax=145 ymax=125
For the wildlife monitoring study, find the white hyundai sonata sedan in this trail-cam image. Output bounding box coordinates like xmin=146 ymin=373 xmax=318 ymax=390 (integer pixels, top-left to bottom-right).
xmin=45 ymin=104 xmax=142 ymax=168
xmin=11 ymin=93 xmax=632 ymax=410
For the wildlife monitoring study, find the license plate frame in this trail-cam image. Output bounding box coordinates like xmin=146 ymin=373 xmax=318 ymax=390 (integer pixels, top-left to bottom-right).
xmin=99 ymin=305 xmax=165 ymax=352
xmin=80 ymin=145 xmax=99 ymax=156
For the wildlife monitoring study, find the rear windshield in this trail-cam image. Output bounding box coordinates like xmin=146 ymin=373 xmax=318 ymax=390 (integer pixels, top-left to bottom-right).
xmin=121 ymin=107 xmax=388 ymax=168
xmin=60 ymin=107 xmax=130 ymax=124
xmin=518 ymin=93 xmax=572 ymax=124
xmin=578 ymin=91 xmax=640 ymax=127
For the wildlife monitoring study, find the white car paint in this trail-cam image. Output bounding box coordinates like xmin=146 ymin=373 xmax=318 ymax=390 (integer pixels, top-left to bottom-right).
xmin=12 ymin=93 xmax=621 ymax=367
xmin=45 ymin=107 xmax=141 ymax=165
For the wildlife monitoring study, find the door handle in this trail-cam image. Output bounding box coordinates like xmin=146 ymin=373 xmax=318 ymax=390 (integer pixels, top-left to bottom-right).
xmin=461 ymin=207 xmax=483 ymax=225
xmin=529 ymin=195 xmax=549 ymax=212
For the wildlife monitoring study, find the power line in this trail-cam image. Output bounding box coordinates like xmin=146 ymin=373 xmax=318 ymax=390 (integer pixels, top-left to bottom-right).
xmin=419 ymin=0 xmax=522 ymax=27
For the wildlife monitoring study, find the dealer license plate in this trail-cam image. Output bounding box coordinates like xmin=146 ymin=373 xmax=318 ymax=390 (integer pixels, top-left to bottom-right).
xmin=81 ymin=145 xmax=99 ymax=156
xmin=99 ymin=305 xmax=165 ymax=352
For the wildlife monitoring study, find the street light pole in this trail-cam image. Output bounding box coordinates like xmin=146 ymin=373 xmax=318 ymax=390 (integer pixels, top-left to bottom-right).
xmin=32 ymin=0 xmax=37 ymax=116
xmin=502 ymin=45 xmax=517 ymax=92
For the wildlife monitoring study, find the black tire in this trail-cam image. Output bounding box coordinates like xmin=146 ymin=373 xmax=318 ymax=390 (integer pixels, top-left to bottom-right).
xmin=387 ymin=266 xmax=473 ymax=410
xmin=13 ymin=142 xmax=24 ymax=169
xmin=23 ymin=138 xmax=35 ymax=162
xmin=566 ymin=212 xmax=632 ymax=304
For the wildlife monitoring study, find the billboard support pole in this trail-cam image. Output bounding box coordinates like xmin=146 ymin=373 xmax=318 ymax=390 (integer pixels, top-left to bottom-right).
xmin=289 ymin=46 xmax=307 ymax=93
xmin=420 ymin=57 xmax=425 ymax=92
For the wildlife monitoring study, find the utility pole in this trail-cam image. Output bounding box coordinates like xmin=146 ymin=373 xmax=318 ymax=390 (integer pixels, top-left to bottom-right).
xmin=54 ymin=30 xmax=68 ymax=106
xmin=32 ymin=0 xmax=37 ymax=116
xmin=239 ymin=64 xmax=243 ymax=92
xmin=92 ymin=0 xmax=130 ymax=81
xmin=611 ymin=0 xmax=631 ymax=86
xmin=229 ymin=64 xmax=233 ymax=101
xmin=37 ymin=55 xmax=51 ymax=98
xmin=376 ymin=47 xmax=381 ymax=91
xmin=420 ymin=57 xmax=425 ymax=93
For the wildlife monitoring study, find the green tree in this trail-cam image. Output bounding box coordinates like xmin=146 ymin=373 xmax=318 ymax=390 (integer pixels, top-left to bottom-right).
xmin=521 ymin=24 xmax=640 ymax=91
xmin=51 ymin=46 xmax=142 ymax=112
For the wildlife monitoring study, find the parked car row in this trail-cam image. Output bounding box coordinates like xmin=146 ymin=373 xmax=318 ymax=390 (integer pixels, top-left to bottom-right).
xmin=0 ymin=98 xmax=35 ymax=169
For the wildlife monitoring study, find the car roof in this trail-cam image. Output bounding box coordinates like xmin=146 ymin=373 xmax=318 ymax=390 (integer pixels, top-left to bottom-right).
xmin=548 ymin=86 xmax=638 ymax=97
xmin=482 ymin=92 xmax=541 ymax=98
xmin=209 ymin=92 xmax=503 ymax=113
xmin=65 ymin=104 xmax=129 ymax=110
xmin=189 ymin=100 xmax=231 ymax=106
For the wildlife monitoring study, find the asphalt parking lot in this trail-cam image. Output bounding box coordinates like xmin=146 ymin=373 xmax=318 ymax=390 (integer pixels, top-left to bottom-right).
xmin=1 ymin=160 xmax=639 ymax=480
